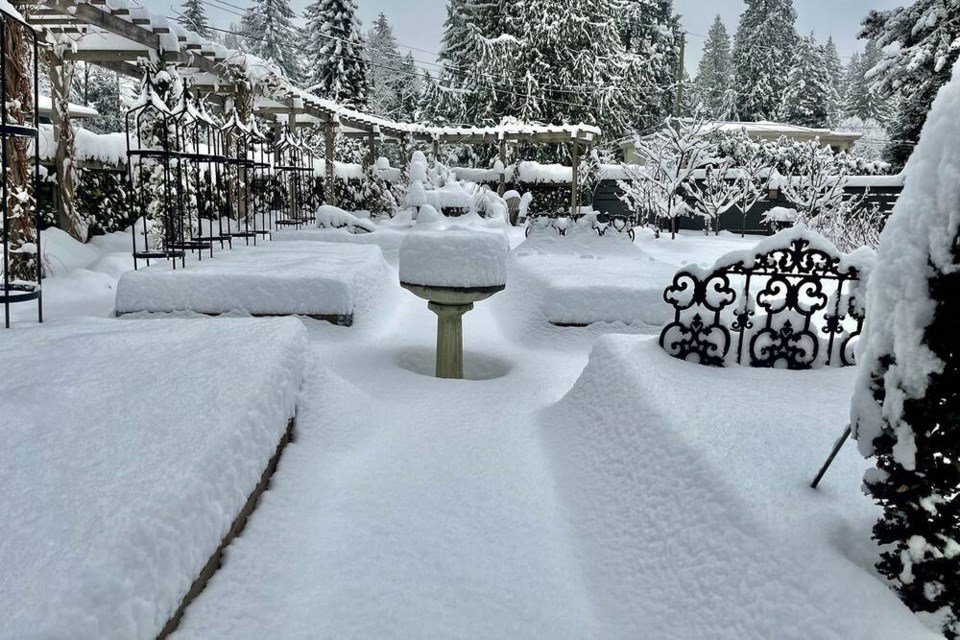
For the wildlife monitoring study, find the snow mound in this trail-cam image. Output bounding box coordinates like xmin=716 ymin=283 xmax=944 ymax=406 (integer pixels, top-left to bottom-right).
xmin=507 ymin=232 xmax=676 ymax=327
xmin=40 ymin=227 xmax=101 ymax=276
xmin=115 ymin=242 xmax=392 ymax=321
xmin=399 ymin=226 xmax=509 ymax=288
xmin=0 ymin=318 xmax=306 ymax=640
xmin=314 ymin=205 xmax=376 ymax=234
xmin=541 ymin=336 xmax=939 ymax=639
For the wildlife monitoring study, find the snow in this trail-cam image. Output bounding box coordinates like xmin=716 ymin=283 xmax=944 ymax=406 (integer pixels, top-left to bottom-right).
xmin=852 ymin=59 xmax=960 ymax=458
xmin=0 ymin=317 xmax=306 ymax=640
xmin=399 ymin=224 xmax=509 ymax=288
xmin=115 ymin=242 xmax=391 ymax=320
xmin=38 ymin=125 xmax=128 ymax=165
xmin=313 ymin=205 xmax=376 ymax=233
xmin=507 ymin=228 xmax=678 ymax=328
xmin=3 ymin=212 xmax=938 ymax=639
xmin=540 ymin=336 xmax=939 ymax=639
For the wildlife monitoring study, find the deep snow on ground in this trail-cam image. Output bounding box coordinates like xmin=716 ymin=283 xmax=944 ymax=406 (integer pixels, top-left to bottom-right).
xmin=0 ymin=318 xmax=306 ymax=640
xmin=0 ymin=223 xmax=940 ymax=639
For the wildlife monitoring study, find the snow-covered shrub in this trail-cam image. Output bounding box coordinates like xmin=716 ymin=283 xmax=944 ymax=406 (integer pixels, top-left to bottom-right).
xmin=76 ymin=170 xmax=132 ymax=236
xmin=687 ymin=161 xmax=740 ymax=235
xmin=619 ymin=112 xmax=713 ymax=238
xmin=852 ymin=61 xmax=960 ymax=640
xmin=332 ymin=167 xmax=396 ymax=217
xmin=778 ymin=140 xmax=882 ymax=252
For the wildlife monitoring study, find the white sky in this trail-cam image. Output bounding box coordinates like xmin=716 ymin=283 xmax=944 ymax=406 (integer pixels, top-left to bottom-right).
xmin=146 ymin=0 xmax=905 ymax=73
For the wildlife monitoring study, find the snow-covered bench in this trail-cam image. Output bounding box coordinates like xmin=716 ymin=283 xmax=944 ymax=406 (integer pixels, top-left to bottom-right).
xmin=115 ymin=242 xmax=391 ymax=326
xmin=659 ymin=227 xmax=872 ymax=369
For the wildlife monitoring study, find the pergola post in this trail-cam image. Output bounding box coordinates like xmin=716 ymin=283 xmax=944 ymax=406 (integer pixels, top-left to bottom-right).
xmin=46 ymin=46 xmax=84 ymax=241
xmin=324 ymin=119 xmax=336 ymax=206
xmin=432 ymin=137 xmax=440 ymax=164
xmin=569 ymin=140 xmax=580 ymax=217
xmin=497 ymin=138 xmax=507 ymax=196
xmin=364 ymin=134 xmax=377 ymax=169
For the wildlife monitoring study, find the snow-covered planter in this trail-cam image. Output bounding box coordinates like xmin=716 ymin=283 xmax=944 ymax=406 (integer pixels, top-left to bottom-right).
xmin=399 ymin=224 xmax=509 ymax=290
xmin=660 ymin=226 xmax=874 ymax=369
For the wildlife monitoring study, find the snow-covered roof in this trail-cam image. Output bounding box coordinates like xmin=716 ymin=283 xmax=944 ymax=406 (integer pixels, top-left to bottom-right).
xmin=38 ymin=95 xmax=99 ymax=120
xmin=620 ymin=120 xmax=861 ymax=149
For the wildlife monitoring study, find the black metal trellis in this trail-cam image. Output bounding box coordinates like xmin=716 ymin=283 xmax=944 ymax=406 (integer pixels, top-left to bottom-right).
xmin=125 ymin=74 xmax=186 ymax=269
xmin=659 ymin=233 xmax=867 ymax=370
xmin=171 ymin=88 xmax=224 ymax=257
xmin=0 ymin=10 xmax=42 ymax=328
xmin=247 ymin=117 xmax=273 ymax=235
xmin=273 ymin=126 xmax=311 ymax=229
xmin=221 ymin=110 xmax=264 ymax=245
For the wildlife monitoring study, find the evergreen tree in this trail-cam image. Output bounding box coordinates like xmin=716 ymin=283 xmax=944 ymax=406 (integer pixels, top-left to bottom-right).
xmin=733 ymin=0 xmax=797 ymax=121
xmin=303 ymin=0 xmax=369 ymax=107
xmin=779 ymin=34 xmax=830 ymax=128
xmin=853 ymin=61 xmax=960 ymax=639
xmin=489 ymin=0 xmax=633 ymax=132
xmin=823 ymin=37 xmax=843 ymax=124
xmin=366 ymin=13 xmax=402 ymax=117
xmin=223 ymin=21 xmax=244 ymax=50
xmin=620 ymin=0 xmax=683 ymax=127
xmin=842 ymin=40 xmax=894 ymax=124
xmin=177 ymin=0 xmax=209 ymax=38
xmin=861 ymin=0 xmax=960 ymax=169
xmin=86 ymin=67 xmax=123 ymax=133
xmin=240 ymin=0 xmax=300 ymax=81
xmin=694 ymin=15 xmax=732 ymax=119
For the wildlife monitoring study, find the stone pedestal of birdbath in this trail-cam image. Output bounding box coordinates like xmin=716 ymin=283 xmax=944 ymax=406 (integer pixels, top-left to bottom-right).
xmin=400 ymin=283 xmax=505 ymax=379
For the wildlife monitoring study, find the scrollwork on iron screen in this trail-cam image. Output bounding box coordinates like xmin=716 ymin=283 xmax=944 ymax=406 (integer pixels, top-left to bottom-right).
xmin=659 ymin=236 xmax=867 ymax=370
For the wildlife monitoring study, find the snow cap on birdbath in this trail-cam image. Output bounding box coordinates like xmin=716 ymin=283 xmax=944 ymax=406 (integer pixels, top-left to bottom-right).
xmin=399 ymin=222 xmax=509 ymax=379
xmin=399 ymin=223 xmax=509 ymax=289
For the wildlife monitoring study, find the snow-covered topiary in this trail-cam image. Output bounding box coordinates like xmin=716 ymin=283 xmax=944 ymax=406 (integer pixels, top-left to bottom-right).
xmin=852 ymin=60 xmax=960 ymax=640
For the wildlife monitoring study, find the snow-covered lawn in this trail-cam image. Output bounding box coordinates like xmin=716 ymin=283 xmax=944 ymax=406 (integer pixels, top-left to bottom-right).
xmin=0 ymin=223 xmax=939 ymax=639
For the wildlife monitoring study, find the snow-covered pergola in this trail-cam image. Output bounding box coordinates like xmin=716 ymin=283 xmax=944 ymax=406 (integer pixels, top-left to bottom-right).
xmin=27 ymin=0 xmax=601 ymax=226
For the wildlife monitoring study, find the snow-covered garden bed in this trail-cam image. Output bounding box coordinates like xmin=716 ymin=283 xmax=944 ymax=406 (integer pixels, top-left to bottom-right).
xmin=507 ymin=228 xmax=678 ymax=328
xmin=0 ymin=318 xmax=307 ymax=640
xmin=542 ymin=336 xmax=940 ymax=639
xmin=115 ymin=242 xmax=392 ymax=324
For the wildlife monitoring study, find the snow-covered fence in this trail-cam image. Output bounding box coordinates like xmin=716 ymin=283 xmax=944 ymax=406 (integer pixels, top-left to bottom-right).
xmin=659 ymin=227 xmax=874 ymax=369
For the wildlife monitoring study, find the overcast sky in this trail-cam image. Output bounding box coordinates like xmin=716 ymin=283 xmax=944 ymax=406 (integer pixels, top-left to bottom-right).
xmin=149 ymin=0 xmax=905 ymax=73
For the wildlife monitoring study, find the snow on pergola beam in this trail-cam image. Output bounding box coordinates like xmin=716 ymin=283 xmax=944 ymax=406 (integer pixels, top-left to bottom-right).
xmin=31 ymin=1 xmax=604 ymax=149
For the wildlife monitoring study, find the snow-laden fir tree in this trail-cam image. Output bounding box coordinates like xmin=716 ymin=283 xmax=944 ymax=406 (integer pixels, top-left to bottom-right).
xmin=366 ymin=13 xmax=402 ymax=117
xmin=823 ymin=37 xmax=843 ymax=125
xmin=177 ymin=0 xmax=209 ymax=38
xmin=240 ymin=0 xmax=300 ymax=81
xmin=483 ymin=0 xmax=635 ymax=134
xmin=852 ymin=58 xmax=960 ymax=639
xmin=86 ymin=67 xmax=123 ymax=133
xmin=694 ymin=15 xmax=733 ymax=119
xmin=842 ymin=40 xmax=893 ymax=124
xmin=394 ymin=53 xmax=422 ymax=122
xmin=431 ymin=0 xmax=500 ymax=125
xmin=733 ymin=0 xmax=797 ymax=121
xmin=861 ymin=0 xmax=960 ymax=169
xmin=779 ymin=34 xmax=830 ymax=128
xmin=620 ymin=0 xmax=683 ymax=127
xmin=303 ymin=0 xmax=368 ymax=108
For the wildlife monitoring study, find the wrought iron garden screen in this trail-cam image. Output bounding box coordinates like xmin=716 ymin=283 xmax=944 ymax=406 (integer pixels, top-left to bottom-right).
xmin=659 ymin=230 xmax=868 ymax=370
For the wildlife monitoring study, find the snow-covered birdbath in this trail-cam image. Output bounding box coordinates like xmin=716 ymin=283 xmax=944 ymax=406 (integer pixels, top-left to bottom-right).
xmin=399 ymin=210 xmax=509 ymax=379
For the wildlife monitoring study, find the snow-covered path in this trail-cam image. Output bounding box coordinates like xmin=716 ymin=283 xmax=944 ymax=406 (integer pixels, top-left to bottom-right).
xmin=173 ymin=291 xmax=598 ymax=639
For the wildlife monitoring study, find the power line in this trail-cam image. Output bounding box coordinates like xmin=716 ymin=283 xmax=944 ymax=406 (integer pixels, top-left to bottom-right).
xmin=175 ymin=14 xmax=640 ymax=119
